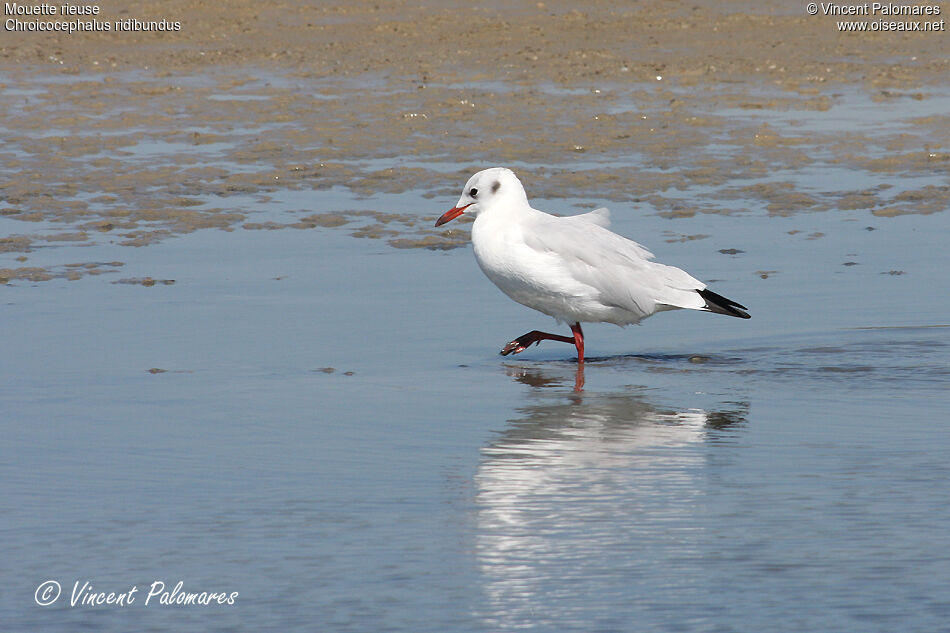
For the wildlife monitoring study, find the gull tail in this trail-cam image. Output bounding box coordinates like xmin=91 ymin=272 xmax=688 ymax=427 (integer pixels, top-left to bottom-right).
xmin=697 ymin=288 xmax=751 ymax=319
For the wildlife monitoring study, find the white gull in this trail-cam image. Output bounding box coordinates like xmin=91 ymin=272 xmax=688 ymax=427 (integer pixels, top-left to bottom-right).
xmin=435 ymin=167 xmax=749 ymax=363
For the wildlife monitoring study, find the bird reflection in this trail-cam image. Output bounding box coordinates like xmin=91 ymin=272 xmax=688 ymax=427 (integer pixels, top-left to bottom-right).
xmin=473 ymin=366 xmax=747 ymax=629
xmin=505 ymin=361 xmax=587 ymax=392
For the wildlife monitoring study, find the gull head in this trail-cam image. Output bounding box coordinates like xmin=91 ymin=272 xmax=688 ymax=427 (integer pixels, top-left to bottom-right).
xmin=435 ymin=167 xmax=528 ymax=226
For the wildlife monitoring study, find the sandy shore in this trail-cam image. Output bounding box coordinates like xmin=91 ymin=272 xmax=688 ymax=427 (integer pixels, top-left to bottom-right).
xmin=5 ymin=1 xmax=947 ymax=84
xmin=1 ymin=0 xmax=947 ymax=281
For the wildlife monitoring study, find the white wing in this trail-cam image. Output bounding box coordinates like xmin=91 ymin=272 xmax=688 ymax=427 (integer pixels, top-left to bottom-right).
xmin=571 ymin=207 xmax=612 ymax=228
xmin=524 ymin=209 xmax=706 ymax=319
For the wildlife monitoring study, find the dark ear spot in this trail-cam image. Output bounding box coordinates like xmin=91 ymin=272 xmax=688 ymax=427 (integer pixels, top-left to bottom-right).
xmin=491 ymin=180 xmax=500 ymax=194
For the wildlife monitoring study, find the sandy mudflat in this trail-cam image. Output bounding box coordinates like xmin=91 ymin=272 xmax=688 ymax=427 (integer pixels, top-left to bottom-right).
xmin=4 ymin=1 xmax=947 ymax=83
xmin=1 ymin=0 xmax=947 ymax=279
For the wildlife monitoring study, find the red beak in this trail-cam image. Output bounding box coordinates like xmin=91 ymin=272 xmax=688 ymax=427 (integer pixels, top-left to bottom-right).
xmin=435 ymin=203 xmax=472 ymax=227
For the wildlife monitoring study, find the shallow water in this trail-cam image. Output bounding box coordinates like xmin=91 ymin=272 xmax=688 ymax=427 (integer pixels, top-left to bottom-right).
xmin=4 ymin=205 xmax=949 ymax=631
xmin=3 ymin=68 xmax=950 ymax=631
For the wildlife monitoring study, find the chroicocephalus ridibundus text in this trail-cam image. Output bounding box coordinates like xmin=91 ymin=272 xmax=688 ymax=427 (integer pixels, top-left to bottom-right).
xmin=435 ymin=167 xmax=749 ymax=364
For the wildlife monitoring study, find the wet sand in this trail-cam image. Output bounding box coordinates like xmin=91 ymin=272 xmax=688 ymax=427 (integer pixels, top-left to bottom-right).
xmin=1 ymin=0 xmax=948 ymax=281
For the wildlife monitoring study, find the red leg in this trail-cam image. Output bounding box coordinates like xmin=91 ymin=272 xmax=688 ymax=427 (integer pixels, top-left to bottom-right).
xmin=570 ymin=322 xmax=584 ymax=364
xmin=500 ymin=322 xmax=585 ymax=364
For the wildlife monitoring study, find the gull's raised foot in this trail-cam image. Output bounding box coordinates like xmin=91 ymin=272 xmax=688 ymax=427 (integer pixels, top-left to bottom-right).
xmin=500 ymin=334 xmax=537 ymax=356
xmin=500 ymin=342 xmax=526 ymax=356
xmin=500 ymin=330 xmax=573 ymax=356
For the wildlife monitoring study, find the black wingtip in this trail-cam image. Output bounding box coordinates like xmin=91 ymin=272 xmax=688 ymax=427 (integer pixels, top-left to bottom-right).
xmin=697 ymin=288 xmax=751 ymax=319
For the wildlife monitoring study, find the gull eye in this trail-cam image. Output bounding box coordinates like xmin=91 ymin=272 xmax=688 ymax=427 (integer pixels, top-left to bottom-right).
xmin=469 ymin=187 xmax=478 ymax=198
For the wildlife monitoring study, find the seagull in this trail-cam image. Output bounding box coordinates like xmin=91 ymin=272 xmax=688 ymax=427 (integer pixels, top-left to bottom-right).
xmin=435 ymin=167 xmax=750 ymax=363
